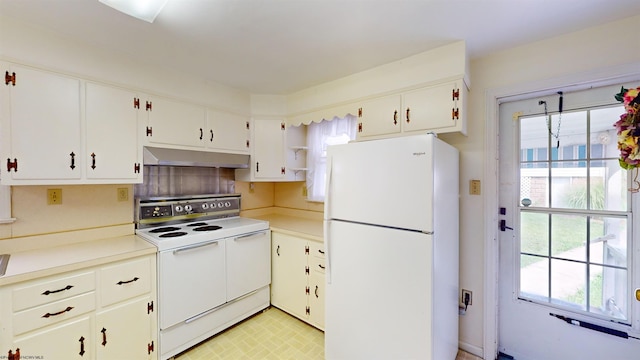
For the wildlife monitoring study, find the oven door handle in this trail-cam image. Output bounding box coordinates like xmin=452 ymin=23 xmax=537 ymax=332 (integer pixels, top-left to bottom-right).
xmin=233 ymin=231 xmax=267 ymax=242
xmin=172 ymin=241 xmax=219 ymax=255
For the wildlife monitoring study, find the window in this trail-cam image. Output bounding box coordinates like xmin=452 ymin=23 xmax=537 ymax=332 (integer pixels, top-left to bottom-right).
xmin=518 ymin=104 xmax=632 ymax=323
xmin=306 ymin=115 xmax=357 ymax=202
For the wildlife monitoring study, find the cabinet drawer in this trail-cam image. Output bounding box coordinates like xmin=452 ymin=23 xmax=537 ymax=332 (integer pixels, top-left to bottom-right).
xmin=100 ymin=257 xmax=151 ymax=307
xmin=13 ymin=291 xmax=95 ymax=335
xmin=309 ymin=257 xmax=325 ymax=275
xmin=308 ymin=242 xmax=325 ymax=259
xmin=12 ymin=271 xmax=95 ymax=312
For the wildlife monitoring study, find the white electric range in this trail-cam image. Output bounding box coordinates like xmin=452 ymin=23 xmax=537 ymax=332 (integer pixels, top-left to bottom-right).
xmin=135 ymin=194 xmax=271 ymax=360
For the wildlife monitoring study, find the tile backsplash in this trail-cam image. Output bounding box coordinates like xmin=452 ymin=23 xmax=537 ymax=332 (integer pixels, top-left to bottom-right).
xmin=134 ymin=166 xmax=235 ymax=198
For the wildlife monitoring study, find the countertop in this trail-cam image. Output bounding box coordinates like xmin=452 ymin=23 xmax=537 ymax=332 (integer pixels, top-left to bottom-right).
xmin=243 ymin=209 xmax=323 ymax=243
xmin=0 ymin=227 xmax=156 ymax=286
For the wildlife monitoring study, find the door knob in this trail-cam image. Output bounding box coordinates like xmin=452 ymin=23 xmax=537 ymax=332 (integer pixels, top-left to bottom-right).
xmin=636 ymin=289 xmax=640 ymax=302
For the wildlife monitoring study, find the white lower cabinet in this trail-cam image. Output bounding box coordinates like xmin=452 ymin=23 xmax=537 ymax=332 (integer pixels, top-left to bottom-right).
xmin=270 ymin=232 xmax=325 ymax=330
xmin=1 ymin=255 xmax=157 ymax=359
xmin=13 ymin=316 xmax=92 ymax=359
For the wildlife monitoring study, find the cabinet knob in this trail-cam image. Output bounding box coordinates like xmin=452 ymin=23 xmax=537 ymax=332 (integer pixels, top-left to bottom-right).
xmin=406 ymin=108 xmax=411 ymax=123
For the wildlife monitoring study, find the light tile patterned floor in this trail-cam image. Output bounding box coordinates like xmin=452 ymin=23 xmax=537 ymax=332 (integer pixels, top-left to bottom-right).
xmin=176 ymin=307 xmax=481 ymax=360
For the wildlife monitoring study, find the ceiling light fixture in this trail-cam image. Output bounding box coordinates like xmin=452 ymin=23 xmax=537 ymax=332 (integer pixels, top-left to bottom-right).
xmin=98 ymin=0 xmax=169 ymax=23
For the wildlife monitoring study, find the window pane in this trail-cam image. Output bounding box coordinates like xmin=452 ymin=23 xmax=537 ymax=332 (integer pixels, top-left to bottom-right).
xmin=551 ymin=259 xmax=586 ymax=310
xmin=551 ymin=214 xmax=586 ymax=261
xmin=591 ymin=159 xmax=628 ymax=211
xmin=590 ymin=265 xmax=628 ymax=321
xmin=551 ymin=162 xmax=587 ymax=209
xmin=520 ymin=116 xmax=548 ymax=150
xmin=520 ymin=255 xmax=548 ymax=299
xmin=520 ymin=212 xmax=548 ymax=257
xmin=552 ymin=111 xmax=586 ymax=157
xmin=520 ymin=163 xmax=548 ymax=207
xmin=590 ymin=216 xmax=627 ymax=267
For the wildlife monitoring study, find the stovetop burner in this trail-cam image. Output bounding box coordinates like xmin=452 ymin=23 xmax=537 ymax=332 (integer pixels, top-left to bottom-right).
xmin=159 ymin=231 xmax=189 ymax=238
xmin=150 ymin=226 xmax=182 ymax=233
xmin=186 ymin=222 xmax=208 ymax=227
xmin=192 ymin=225 xmax=223 ymax=232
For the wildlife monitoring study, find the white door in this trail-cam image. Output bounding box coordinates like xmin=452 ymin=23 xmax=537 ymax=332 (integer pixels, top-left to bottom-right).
xmin=252 ymin=119 xmax=286 ymax=179
xmin=498 ymin=84 xmax=640 ymax=359
xmin=145 ymin=95 xmax=206 ymax=148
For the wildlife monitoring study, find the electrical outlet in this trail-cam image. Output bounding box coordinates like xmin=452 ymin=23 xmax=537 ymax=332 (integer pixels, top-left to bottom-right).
xmin=469 ymin=180 xmax=481 ymax=195
xmin=117 ymin=188 xmax=129 ymax=202
xmin=302 ymin=184 xmax=308 ymax=197
xmin=249 ymin=182 xmax=255 ymax=194
xmin=47 ymin=188 xmax=62 ymax=205
xmin=462 ymin=289 xmax=473 ymax=306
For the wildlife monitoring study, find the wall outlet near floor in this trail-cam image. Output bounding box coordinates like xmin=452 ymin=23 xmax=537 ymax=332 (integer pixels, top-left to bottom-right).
xmin=462 ymin=289 xmax=473 ymax=306
xmin=47 ymin=188 xmax=62 ymax=205
xmin=117 ymin=187 xmax=129 ymax=202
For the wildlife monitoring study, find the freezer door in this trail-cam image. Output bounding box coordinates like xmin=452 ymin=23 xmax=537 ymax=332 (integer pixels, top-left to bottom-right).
xmin=325 ymin=220 xmax=437 ymax=360
xmin=325 ymin=134 xmax=443 ymax=232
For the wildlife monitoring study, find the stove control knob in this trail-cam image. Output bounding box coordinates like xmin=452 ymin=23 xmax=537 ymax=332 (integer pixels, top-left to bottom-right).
xmin=185 ymin=205 xmax=193 ymax=212
xmin=210 ymin=203 xmax=217 ymax=208
xmin=225 ymin=201 xmax=231 ymax=207
xmin=201 ymin=203 xmax=209 ymax=210
xmin=175 ymin=205 xmax=183 ymax=213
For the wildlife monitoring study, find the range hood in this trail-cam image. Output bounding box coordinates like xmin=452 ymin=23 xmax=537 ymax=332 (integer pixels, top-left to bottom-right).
xmin=143 ymin=147 xmax=249 ymax=168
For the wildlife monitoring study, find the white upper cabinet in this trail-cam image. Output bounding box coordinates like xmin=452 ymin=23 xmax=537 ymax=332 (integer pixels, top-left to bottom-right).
xmin=356 ymin=94 xmax=402 ymax=138
xmin=141 ymin=95 xmax=206 ymax=149
xmin=1 ymin=64 xmax=83 ymax=183
xmin=206 ymin=110 xmax=250 ymax=154
xmin=0 ymin=63 xmax=143 ymax=185
xmin=236 ymin=119 xmax=306 ymax=182
xmin=402 ymin=80 xmax=467 ymax=135
xmin=356 ymin=78 xmax=468 ymax=140
xmin=85 ymin=82 xmax=142 ymax=182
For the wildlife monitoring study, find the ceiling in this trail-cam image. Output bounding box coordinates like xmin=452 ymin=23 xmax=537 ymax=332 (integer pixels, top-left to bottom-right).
xmin=1 ymin=0 xmax=638 ymax=94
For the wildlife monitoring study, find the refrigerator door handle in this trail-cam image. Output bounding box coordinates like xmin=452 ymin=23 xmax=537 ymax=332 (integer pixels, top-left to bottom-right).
xmin=324 ymin=155 xmax=333 ymax=284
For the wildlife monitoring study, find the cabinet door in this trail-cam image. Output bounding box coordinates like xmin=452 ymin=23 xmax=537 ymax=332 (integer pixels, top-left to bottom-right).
xmin=357 ymin=95 xmax=402 ymax=138
xmin=252 ymin=119 xmax=286 ymax=179
xmin=206 ymin=110 xmax=250 ymax=153
xmin=270 ymin=233 xmax=309 ymax=320
xmin=13 ymin=316 xmax=92 ymax=359
xmin=85 ymin=83 xmax=141 ymax=182
xmin=1 ymin=64 xmax=81 ymax=182
xmin=96 ymin=297 xmax=153 ymax=360
xmin=402 ymin=81 xmax=463 ymax=134
xmin=143 ymin=96 xmax=206 ymax=148
xmin=308 ymin=241 xmax=325 ymax=330
xmin=226 ymin=230 xmax=271 ymax=300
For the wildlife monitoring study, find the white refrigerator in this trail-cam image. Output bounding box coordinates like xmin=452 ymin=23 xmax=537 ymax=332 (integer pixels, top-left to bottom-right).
xmin=324 ymin=133 xmax=459 ymax=360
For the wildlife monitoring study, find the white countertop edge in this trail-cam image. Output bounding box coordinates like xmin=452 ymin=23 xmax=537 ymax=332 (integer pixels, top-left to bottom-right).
xmin=0 ymin=233 xmax=156 ymax=286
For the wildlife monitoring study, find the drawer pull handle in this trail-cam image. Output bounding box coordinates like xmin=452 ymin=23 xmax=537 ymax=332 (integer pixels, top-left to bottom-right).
xmin=318 ymin=249 xmax=325 ymax=254
xmin=116 ymin=277 xmax=139 ymax=285
xmin=276 ymin=245 xmax=280 ymax=256
xmin=79 ymin=336 xmax=85 ymax=356
xmin=318 ymin=264 xmax=325 ymax=270
xmin=101 ymin=327 xmax=108 ymax=346
xmin=42 ymin=285 xmax=73 ymax=295
xmin=42 ymin=306 xmax=74 ymax=318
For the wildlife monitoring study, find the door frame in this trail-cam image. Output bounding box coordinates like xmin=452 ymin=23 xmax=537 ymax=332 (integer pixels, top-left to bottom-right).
xmin=482 ymin=63 xmax=640 ymax=359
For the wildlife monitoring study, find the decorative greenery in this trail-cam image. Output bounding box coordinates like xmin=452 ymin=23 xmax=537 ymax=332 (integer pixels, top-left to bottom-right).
xmin=613 ymin=86 xmax=640 ymax=170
